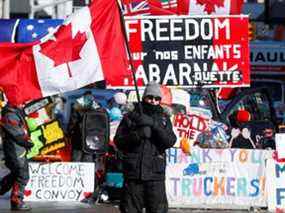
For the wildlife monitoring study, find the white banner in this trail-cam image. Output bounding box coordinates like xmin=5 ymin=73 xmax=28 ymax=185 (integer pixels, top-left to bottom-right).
xmin=24 ymin=162 xmax=95 ymax=201
xmin=276 ymin=133 xmax=285 ymax=159
xmin=266 ymin=159 xmax=285 ymax=212
xmin=166 ymin=148 xmax=272 ymax=208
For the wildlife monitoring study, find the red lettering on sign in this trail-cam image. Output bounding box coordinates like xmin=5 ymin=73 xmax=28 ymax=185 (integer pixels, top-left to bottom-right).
xmin=174 ymin=113 xmax=208 ymax=132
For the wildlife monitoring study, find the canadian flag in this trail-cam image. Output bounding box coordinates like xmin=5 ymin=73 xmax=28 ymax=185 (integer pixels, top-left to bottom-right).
xmin=0 ymin=0 xmax=128 ymax=106
xmin=178 ymin=0 xmax=244 ymax=15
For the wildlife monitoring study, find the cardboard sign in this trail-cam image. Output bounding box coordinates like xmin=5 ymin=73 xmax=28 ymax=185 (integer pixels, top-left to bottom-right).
xmin=172 ymin=113 xmax=209 ymax=147
xmin=24 ymin=162 xmax=95 ymax=201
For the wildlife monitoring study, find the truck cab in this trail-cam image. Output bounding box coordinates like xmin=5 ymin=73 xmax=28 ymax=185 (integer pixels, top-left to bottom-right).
xmin=188 ymin=87 xmax=278 ymax=150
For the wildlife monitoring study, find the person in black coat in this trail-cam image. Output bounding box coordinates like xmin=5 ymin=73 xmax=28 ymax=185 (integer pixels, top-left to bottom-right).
xmin=0 ymin=103 xmax=34 ymax=211
xmin=114 ymin=81 xmax=177 ymax=213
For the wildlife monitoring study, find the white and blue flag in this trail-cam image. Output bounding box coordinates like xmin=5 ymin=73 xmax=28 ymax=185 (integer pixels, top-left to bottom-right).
xmin=16 ymin=19 xmax=63 ymax=43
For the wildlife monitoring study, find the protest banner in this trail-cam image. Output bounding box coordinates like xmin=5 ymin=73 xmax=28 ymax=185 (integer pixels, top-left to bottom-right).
xmin=172 ymin=112 xmax=209 ymax=147
xmin=24 ymin=162 xmax=95 ymax=201
xmin=118 ymin=15 xmax=250 ymax=88
xmin=266 ymin=159 xmax=285 ymax=212
xmin=166 ymin=148 xmax=272 ymax=208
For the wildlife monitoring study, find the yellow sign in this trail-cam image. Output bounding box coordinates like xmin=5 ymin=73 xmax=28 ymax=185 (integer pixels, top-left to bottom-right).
xmin=42 ymin=121 xmax=64 ymax=145
xmin=27 ymin=120 xmax=66 ymax=159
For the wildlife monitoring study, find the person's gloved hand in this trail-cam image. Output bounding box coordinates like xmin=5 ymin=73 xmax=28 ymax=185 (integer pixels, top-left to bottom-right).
xmin=134 ymin=113 xmax=154 ymax=127
xmin=137 ymin=126 xmax=152 ymax=139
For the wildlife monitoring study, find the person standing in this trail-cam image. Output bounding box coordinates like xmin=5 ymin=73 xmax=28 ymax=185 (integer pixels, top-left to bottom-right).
xmin=114 ymin=81 xmax=177 ymax=213
xmin=0 ymin=103 xmax=33 ymax=211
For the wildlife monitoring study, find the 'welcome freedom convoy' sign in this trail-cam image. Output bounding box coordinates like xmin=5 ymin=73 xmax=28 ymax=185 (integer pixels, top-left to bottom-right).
xmin=119 ymin=15 xmax=250 ymax=88
xmin=24 ymin=163 xmax=95 ymax=201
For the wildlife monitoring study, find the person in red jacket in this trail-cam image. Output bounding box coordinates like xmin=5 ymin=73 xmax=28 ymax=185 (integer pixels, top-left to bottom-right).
xmin=0 ymin=103 xmax=33 ymax=211
xmin=114 ymin=81 xmax=177 ymax=213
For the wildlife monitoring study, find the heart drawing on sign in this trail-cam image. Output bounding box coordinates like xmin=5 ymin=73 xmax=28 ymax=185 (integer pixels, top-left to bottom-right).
xmin=83 ymin=192 xmax=92 ymax=198
xmin=24 ymin=190 xmax=32 ymax=197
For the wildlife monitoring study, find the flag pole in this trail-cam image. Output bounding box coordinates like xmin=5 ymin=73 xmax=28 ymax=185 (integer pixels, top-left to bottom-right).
xmin=116 ymin=0 xmax=143 ymax=114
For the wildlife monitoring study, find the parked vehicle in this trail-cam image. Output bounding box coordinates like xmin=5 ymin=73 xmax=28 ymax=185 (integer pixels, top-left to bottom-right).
xmin=187 ymin=87 xmax=278 ymax=149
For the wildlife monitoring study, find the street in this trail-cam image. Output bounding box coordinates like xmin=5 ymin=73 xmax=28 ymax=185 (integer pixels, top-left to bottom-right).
xmin=0 ymin=196 xmax=120 ymax=213
xmin=0 ymin=196 xmax=265 ymax=213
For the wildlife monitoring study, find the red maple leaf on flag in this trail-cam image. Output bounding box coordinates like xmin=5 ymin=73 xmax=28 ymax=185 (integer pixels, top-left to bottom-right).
xmin=196 ymin=0 xmax=225 ymax=14
xmin=40 ymin=23 xmax=87 ymax=77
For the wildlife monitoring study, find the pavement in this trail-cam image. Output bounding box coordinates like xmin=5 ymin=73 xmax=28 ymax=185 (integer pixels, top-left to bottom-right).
xmin=0 ymin=198 xmax=120 ymax=213
xmin=0 ymin=196 xmax=268 ymax=213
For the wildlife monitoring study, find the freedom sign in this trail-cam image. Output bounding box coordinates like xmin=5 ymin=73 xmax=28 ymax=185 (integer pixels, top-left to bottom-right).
xmin=121 ymin=15 xmax=250 ymax=88
xmin=24 ymin=162 xmax=95 ymax=201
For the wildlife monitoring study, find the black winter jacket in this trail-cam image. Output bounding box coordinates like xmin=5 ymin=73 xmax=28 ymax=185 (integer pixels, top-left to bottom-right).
xmin=1 ymin=105 xmax=31 ymax=161
xmin=114 ymin=102 xmax=176 ymax=181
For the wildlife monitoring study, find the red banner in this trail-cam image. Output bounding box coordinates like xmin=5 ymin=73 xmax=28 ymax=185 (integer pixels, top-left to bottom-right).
xmin=113 ymin=15 xmax=250 ymax=88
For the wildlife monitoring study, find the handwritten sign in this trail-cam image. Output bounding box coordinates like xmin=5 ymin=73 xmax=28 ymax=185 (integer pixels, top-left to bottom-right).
xmin=166 ymin=148 xmax=271 ymax=208
xmin=276 ymin=133 xmax=285 ymax=159
xmin=172 ymin=113 xmax=209 ymax=147
xmin=266 ymin=159 xmax=285 ymax=212
xmin=24 ymin=162 xmax=95 ymax=201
